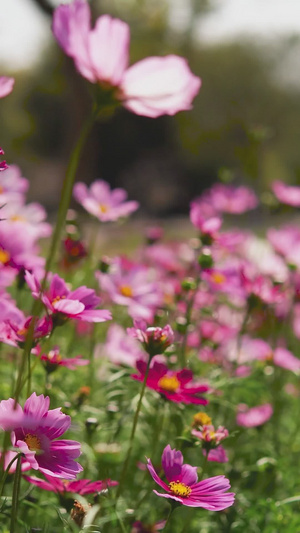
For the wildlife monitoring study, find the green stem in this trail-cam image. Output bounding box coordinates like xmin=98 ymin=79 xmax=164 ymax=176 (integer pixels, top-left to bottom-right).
xmin=115 ymin=356 xmax=152 ymax=500
xmin=180 ymin=276 xmax=200 ymax=366
xmin=0 ymin=452 xmax=21 ymax=498
xmin=10 ymin=454 xmax=22 ymax=533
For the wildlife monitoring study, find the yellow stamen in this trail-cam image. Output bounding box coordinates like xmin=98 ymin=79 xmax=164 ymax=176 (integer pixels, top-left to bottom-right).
xmin=169 ymin=481 xmax=192 ymax=497
xmin=10 ymin=215 xmax=25 ymax=222
xmin=48 ymin=351 xmax=62 ymax=362
xmin=99 ymin=204 xmax=108 ymax=214
xmin=119 ymin=285 xmax=133 ymax=298
xmin=192 ymin=412 xmax=212 ymax=427
xmin=52 ymin=295 xmax=66 ymax=305
xmin=158 ymin=375 xmax=180 ymax=392
xmin=211 ymin=272 xmax=226 ymax=284
xmin=24 ymin=433 xmax=41 ymax=451
xmin=0 ymin=249 xmax=10 ymax=265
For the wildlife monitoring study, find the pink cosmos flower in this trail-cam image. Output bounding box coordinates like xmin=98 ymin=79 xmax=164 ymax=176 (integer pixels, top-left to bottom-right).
xmin=147 ymin=445 xmax=234 ymax=509
xmin=0 ymin=392 xmax=82 ymax=479
xmin=132 ymin=361 xmax=209 ymax=405
xmin=25 ymin=271 xmax=111 ymax=324
xmin=98 ymin=323 xmax=146 ymax=367
xmin=192 ymin=425 xmax=228 ymax=445
xmin=52 ymin=1 xmax=201 ymax=118
xmin=127 ymin=320 xmax=174 ymax=355
xmin=0 ymin=164 xmax=28 ymax=201
xmin=34 ymin=346 xmax=89 ymax=372
xmin=96 ymin=257 xmax=162 ymax=321
xmin=0 ymin=76 xmax=14 ymax=98
xmin=236 ymin=403 xmax=273 ymax=427
xmin=24 ymin=473 xmax=118 ymax=495
xmin=74 ymin=180 xmax=139 ymax=221
xmin=272 ymin=180 xmax=300 ymax=207
xmin=206 ymin=184 xmax=258 ymax=214
xmin=203 ymin=446 xmax=229 ymax=463
xmin=4 ymin=315 xmax=53 ymax=348
xmin=0 ymin=224 xmax=45 ymax=278
xmin=190 ymin=201 xmax=222 ymax=241
xmin=0 ymin=200 xmax=51 ymax=240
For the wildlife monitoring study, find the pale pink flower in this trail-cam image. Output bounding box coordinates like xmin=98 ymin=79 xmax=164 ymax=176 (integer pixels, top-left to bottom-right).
xmin=0 ymin=76 xmax=14 ymax=98
xmin=207 ymin=184 xmax=258 ymax=214
xmin=236 ymin=403 xmax=273 ymax=427
xmin=96 ymin=257 xmax=162 ymax=321
xmin=272 ymin=180 xmax=300 ymax=207
xmin=73 ymin=180 xmax=139 ymax=221
xmin=52 ymin=1 xmax=201 ymax=117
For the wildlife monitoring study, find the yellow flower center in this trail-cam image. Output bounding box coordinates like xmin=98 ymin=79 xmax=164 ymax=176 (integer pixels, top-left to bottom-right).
xmin=48 ymin=351 xmax=62 ymax=362
xmin=0 ymin=249 xmax=10 ymax=265
xmin=192 ymin=412 xmax=212 ymax=427
xmin=158 ymin=375 xmax=180 ymax=392
xmin=52 ymin=295 xmax=66 ymax=305
xmin=211 ymin=272 xmax=226 ymax=285
xmin=10 ymin=215 xmax=25 ymax=222
xmin=0 ymin=185 xmax=3 ymax=194
xmin=24 ymin=433 xmax=41 ymax=451
xmin=99 ymin=204 xmax=108 ymax=214
xmin=169 ymin=481 xmax=192 ymax=497
xmin=265 ymin=352 xmax=274 ymax=362
xmin=119 ymin=284 xmax=133 ymax=298
xmin=17 ymin=327 xmax=28 ymax=337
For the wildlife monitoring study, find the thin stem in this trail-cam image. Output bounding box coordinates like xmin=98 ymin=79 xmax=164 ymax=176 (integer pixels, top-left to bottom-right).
xmin=9 ymin=454 xmax=22 ymax=533
xmin=164 ymin=506 xmax=174 ymax=531
xmin=0 ymin=452 xmax=21 ymax=498
xmin=180 ymin=276 xmax=200 ymax=366
xmin=115 ymin=356 xmax=152 ymax=500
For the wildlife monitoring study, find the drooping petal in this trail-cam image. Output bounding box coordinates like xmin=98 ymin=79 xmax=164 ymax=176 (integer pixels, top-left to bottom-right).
xmin=121 ymin=55 xmax=201 ymax=118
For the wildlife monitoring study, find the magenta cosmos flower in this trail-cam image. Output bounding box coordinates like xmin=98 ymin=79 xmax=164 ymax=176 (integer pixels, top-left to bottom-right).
xmin=272 ymin=180 xmax=300 ymax=207
xmin=24 ymin=473 xmax=118 ymax=495
xmin=0 ymin=76 xmax=14 ymax=98
xmin=236 ymin=403 xmax=273 ymax=428
xmin=147 ymin=445 xmax=234 ymax=510
xmin=52 ymin=0 xmax=201 ymax=118
xmin=25 ymin=271 xmax=111 ymax=323
xmin=0 ymin=392 xmax=82 ymax=479
xmin=74 ymin=180 xmax=139 ymax=222
xmin=132 ymin=361 xmax=209 ymax=405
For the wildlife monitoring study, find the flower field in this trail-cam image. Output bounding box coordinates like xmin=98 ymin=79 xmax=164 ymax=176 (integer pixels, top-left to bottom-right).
xmin=1 ymin=1 xmax=300 ymax=531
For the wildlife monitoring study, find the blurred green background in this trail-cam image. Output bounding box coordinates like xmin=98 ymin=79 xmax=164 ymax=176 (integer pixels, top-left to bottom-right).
xmin=2 ymin=0 xmax=300 ymax=215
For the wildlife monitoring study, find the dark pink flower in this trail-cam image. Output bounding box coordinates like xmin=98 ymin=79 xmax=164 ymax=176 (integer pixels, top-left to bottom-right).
xmin=203 ymin=446 xmax=229 ymax=463
xmin=272 ymin=180 xmax=300 ymax=207
xmin=147 ymin=445 xmax=234 ymax=510
xmin=0 ymin=392 xmax=82 ymax=479
xmin=236 ymin=403 xmax=273 ymax=427
xmin=25 ymin=271 xmax=111 ymax=324
xmin=74 ymin=180 xmax=139 ymax=221
xmin=132 ymin=361 xmax=209 ymax=405
xmin=24 ymin=472 xmax=118 ymax=495
xmin=52 ymin=1 xmax=201 ymax=118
